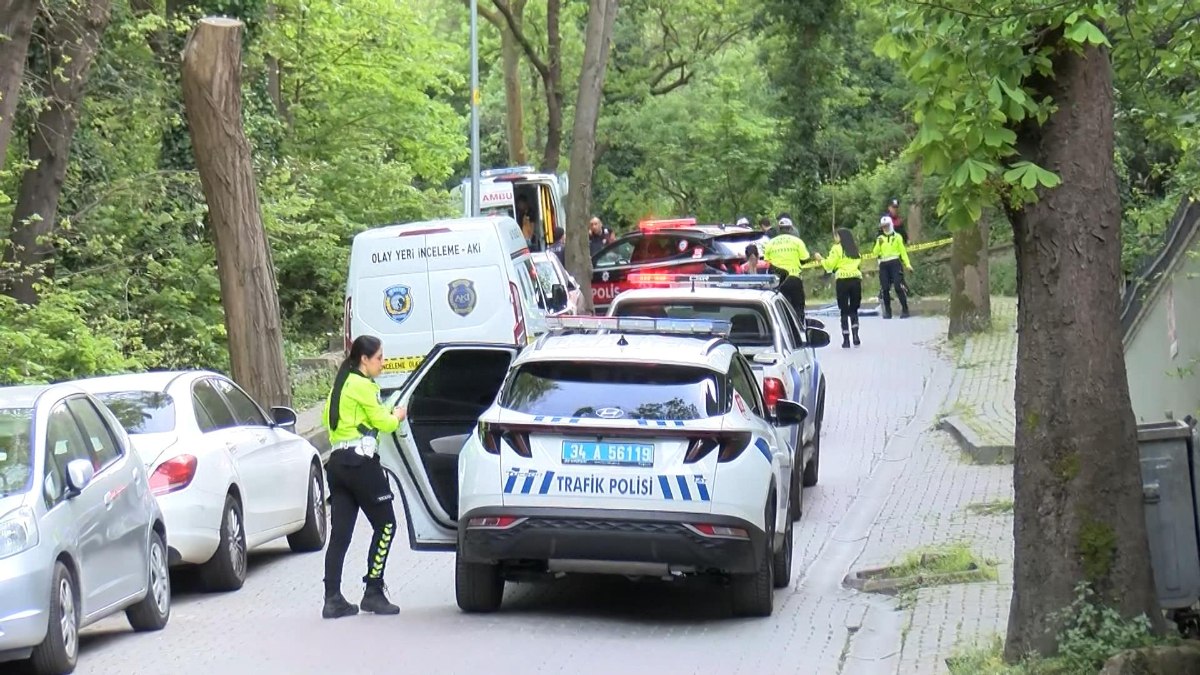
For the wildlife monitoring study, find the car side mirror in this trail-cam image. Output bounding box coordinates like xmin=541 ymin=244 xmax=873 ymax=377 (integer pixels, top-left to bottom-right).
xmin=806 ymin=327 xmax=831 ymax=348
xmin=774 ymin=399 xmax=809 ymax=426
xmin=271 ymin=406 xmax=298 ymax=433
xmin=805 ymin=318 xmax=826 ymax=331
xmin=551 ymin=283 xmax=569 ymax=311
xmin=65 ymin=459 xmax=95 ymax=497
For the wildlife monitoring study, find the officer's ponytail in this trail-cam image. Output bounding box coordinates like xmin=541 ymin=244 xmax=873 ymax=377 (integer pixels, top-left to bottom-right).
xmin=329 ymin=335 xmax=383 ymax=432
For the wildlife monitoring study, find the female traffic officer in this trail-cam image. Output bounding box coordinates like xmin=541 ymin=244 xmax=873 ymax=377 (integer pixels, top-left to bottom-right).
xmin=822 ymin=228 xmax=863 ymax=348
xmin=321 ymin=335 xmax=406 ymax=619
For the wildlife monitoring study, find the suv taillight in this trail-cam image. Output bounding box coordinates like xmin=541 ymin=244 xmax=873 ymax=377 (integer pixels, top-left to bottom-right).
xmin=763 ymin=377 xmax=785 ymax=416
xmin=478 ymin=422 xmax=532 ymax=457
xmin=684 ymin=432 xmax=752 ymax=463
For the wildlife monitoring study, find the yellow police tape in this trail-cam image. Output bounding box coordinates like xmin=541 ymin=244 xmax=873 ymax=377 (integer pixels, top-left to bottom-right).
xmin=798 ymin=235 xmax=956 ymax=270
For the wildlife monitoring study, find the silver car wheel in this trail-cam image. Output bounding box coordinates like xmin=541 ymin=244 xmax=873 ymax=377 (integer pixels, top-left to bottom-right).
xmin=228 ymin=505 xmax=246 ymax=579
xmin=151 ymin=540 xmax=170 ymax=615
xmin=312 ymin=473 xmax=326 ymax=540
xmin=59 ymin=576 xmax=77 ymax=660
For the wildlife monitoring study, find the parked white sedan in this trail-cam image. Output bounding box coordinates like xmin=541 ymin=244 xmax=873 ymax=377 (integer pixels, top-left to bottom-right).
xmin=75 ymin=371 xmax=327 ymax=592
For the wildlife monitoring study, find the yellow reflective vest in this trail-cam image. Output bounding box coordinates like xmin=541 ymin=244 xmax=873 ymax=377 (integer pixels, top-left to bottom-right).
xmin=873 ymin=233 xmax=911 ymax=269
xmin=323 ymin=371 xmax=399 ymax=445
xmin=762 ymin=234 xmax=811 ymax=275
xmin=821 ymin=243 xmax=862 ymax=280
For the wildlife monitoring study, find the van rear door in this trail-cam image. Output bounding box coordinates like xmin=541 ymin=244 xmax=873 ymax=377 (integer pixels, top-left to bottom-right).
xmin=423 ymin=227 xmax=512 ymax=345
xmin=351 ymin=229 xmax=435 ymax=390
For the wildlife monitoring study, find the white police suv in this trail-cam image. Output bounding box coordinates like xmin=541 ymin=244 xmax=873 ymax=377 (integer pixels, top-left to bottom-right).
xmin=376 ymin=316 xmax=809 ymax=617
xmin=607 ymin=274 xmax=830 ymax=522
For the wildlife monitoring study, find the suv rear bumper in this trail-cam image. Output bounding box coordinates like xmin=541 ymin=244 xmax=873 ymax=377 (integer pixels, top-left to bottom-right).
xmin=459 ymin=506 xmax=765 ymax=575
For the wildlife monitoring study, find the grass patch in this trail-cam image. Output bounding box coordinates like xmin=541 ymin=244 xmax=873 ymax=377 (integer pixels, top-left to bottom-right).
xmin=885 ymin=544 xmax=997 ymax=582
xmin=946 ymin=584 xmax=1173 ymax=674
xmin=967 ymin=500 xmax=1014 ymax=516
xmin=849 ymin=544 xmax=998 ymax=603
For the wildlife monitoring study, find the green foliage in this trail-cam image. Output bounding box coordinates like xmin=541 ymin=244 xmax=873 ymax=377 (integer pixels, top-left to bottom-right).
xmin=947 ymin=583 xmax=1166 ymax=674
xmin=0 ymin=286 xmax=138 ymax=384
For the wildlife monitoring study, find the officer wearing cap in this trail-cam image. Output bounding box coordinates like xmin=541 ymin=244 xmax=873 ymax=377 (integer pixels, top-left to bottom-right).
xmin=874 ymin=215 xmax=913 ymax=319
xmin=763 ymin=213 xmax=820 ymax=320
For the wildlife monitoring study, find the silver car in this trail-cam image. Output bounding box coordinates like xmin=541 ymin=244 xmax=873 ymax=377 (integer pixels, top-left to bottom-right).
xmin=0 ymin=384 xmax=171 ymax=674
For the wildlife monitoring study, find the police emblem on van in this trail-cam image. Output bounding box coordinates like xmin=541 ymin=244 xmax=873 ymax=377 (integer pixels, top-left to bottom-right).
xmin=383 ymin=284 xmax=413 ymax=324
xmin=447 ymin=278 xmax=477 ymax=317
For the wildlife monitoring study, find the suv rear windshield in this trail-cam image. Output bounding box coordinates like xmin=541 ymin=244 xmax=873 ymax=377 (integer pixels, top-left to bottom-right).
xmin=95 ymin=391 xmax=177 ymax=434
xmin=611 ymin=300 xmax=774 ymax=347
xmin=501 ymin=361 xmax=722 ymax=420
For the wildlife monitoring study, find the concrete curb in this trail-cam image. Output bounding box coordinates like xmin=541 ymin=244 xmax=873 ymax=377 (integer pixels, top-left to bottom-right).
xmin=297 ymin=403 xmax=331 ymax=463
xmin=938 ymin=415 xmax=1014 ymax=465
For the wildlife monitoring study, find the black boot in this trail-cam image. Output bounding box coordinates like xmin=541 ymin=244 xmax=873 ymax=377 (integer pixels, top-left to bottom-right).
xmin=361 ymin=578 xmax=400 ymax=615
xmin=881 ymin=305 xmax=893 ymax=319
xmin=841 ymin=332 xmax=850 ymax=348
xmin=852 ymin=325 xmax=861 ymax=346
xmin=322 ymin=589 xmax=358 ymax=619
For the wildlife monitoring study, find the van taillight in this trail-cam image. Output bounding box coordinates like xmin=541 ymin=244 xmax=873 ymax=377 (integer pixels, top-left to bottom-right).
xmin=509 ymin=282 xmax=526 ymax=345
xmin=343 ymin=296 xmax=353 ymax=355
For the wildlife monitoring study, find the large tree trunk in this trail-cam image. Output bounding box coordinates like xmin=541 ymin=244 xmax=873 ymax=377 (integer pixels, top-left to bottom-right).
xmin=3 ymin=0 xmax=113 ymax=304
xmin=947 ymin=217 xmax=990 ymax=337
xmin=0 ymin=0 xmax=38 ymax=171
xmin=182 ymin=17 xmax=291 ymax=409
xmin=563 ymin=0 xmax=618 ymax=311
xmin=500 ymin=23 xmax=526 ymax=164
xmin=1003 ymin=38 xmax=1164 ymax=659
xmin=541 ymin=0 xmax=562 ymax=172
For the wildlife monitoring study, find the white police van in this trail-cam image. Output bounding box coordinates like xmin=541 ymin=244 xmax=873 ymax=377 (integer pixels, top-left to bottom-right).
xmin=343 ymin=216 xmax=568 ymax=392
xmin=375 ymin=316 xmax=808 ymax=617
xmin=606 ymin=274 xmax=829 ymax=521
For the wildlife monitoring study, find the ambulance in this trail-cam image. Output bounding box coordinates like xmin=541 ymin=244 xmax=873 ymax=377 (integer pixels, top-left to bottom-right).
xmin=459 ymin=166 xmax=568 ymax=253
xmin=343 ymin=216 xmax=564 ymax=393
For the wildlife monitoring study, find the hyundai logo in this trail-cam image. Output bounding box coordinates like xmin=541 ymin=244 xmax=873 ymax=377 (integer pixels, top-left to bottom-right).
xmin=596 ymin=407 xmax=624 ymax=419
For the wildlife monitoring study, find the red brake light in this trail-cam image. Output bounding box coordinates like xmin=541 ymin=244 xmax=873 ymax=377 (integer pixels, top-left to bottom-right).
xmin=763 ymin=377 xmax=785 ymax=416
xmin=639 ymin=217 xmax=697 ymax=231
xmin=509 ymin=282 xmax=526 ymax=344
xmin=627 ymin=272 xmax=675 ymax=286
xmin=149 ymin=455 xmax=197 ymax=496
xmin=686 ymin=523 xmax=750 ymax=539
xmin=467 ymin=516 xmax=525 ymax=529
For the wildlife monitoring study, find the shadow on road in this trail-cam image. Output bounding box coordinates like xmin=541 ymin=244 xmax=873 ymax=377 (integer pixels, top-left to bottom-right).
xmin=497 ymin=573 xmax=745 ymax=624
xmin=78 ymin=547 xmax=308 ymax=653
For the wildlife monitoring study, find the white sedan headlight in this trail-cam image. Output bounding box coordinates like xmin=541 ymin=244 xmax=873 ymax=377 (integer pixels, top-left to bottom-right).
xmin=0 ymin=506 xmax=39 ymax=560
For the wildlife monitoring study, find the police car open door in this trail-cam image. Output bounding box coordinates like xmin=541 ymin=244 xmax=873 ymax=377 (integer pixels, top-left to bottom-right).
xmin=377 ymin=344 xmax=520 ymax=551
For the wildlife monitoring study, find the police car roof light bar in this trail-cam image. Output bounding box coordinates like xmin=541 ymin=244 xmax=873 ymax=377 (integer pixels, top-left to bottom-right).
xmin=638 ymin=217 xmax=697 ymax=231
xmin=480 ymin=165 xmax=537 ymax=178
xmin=626 ymin=272 xmax=780 ymax=291
xmin=545 ymin=315 xmax=732 ymax=337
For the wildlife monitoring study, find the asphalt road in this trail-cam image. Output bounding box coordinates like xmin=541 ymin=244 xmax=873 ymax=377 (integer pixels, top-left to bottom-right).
xmin=75 ymin=316 xmax=949 ymax=675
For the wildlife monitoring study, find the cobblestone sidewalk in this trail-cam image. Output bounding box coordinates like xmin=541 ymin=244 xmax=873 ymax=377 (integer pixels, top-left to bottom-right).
xmin=851 ymin=299 xmax=1018 ymax=674
xmin=938 ymin=298 xmax=1018 ymax=463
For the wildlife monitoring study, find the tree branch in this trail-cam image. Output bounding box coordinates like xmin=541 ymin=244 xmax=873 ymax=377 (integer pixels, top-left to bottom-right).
xmin=493 ymin=0 xmax=548 ymax=78
xmin=458 ymin=0 xmax=501 ymax=29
